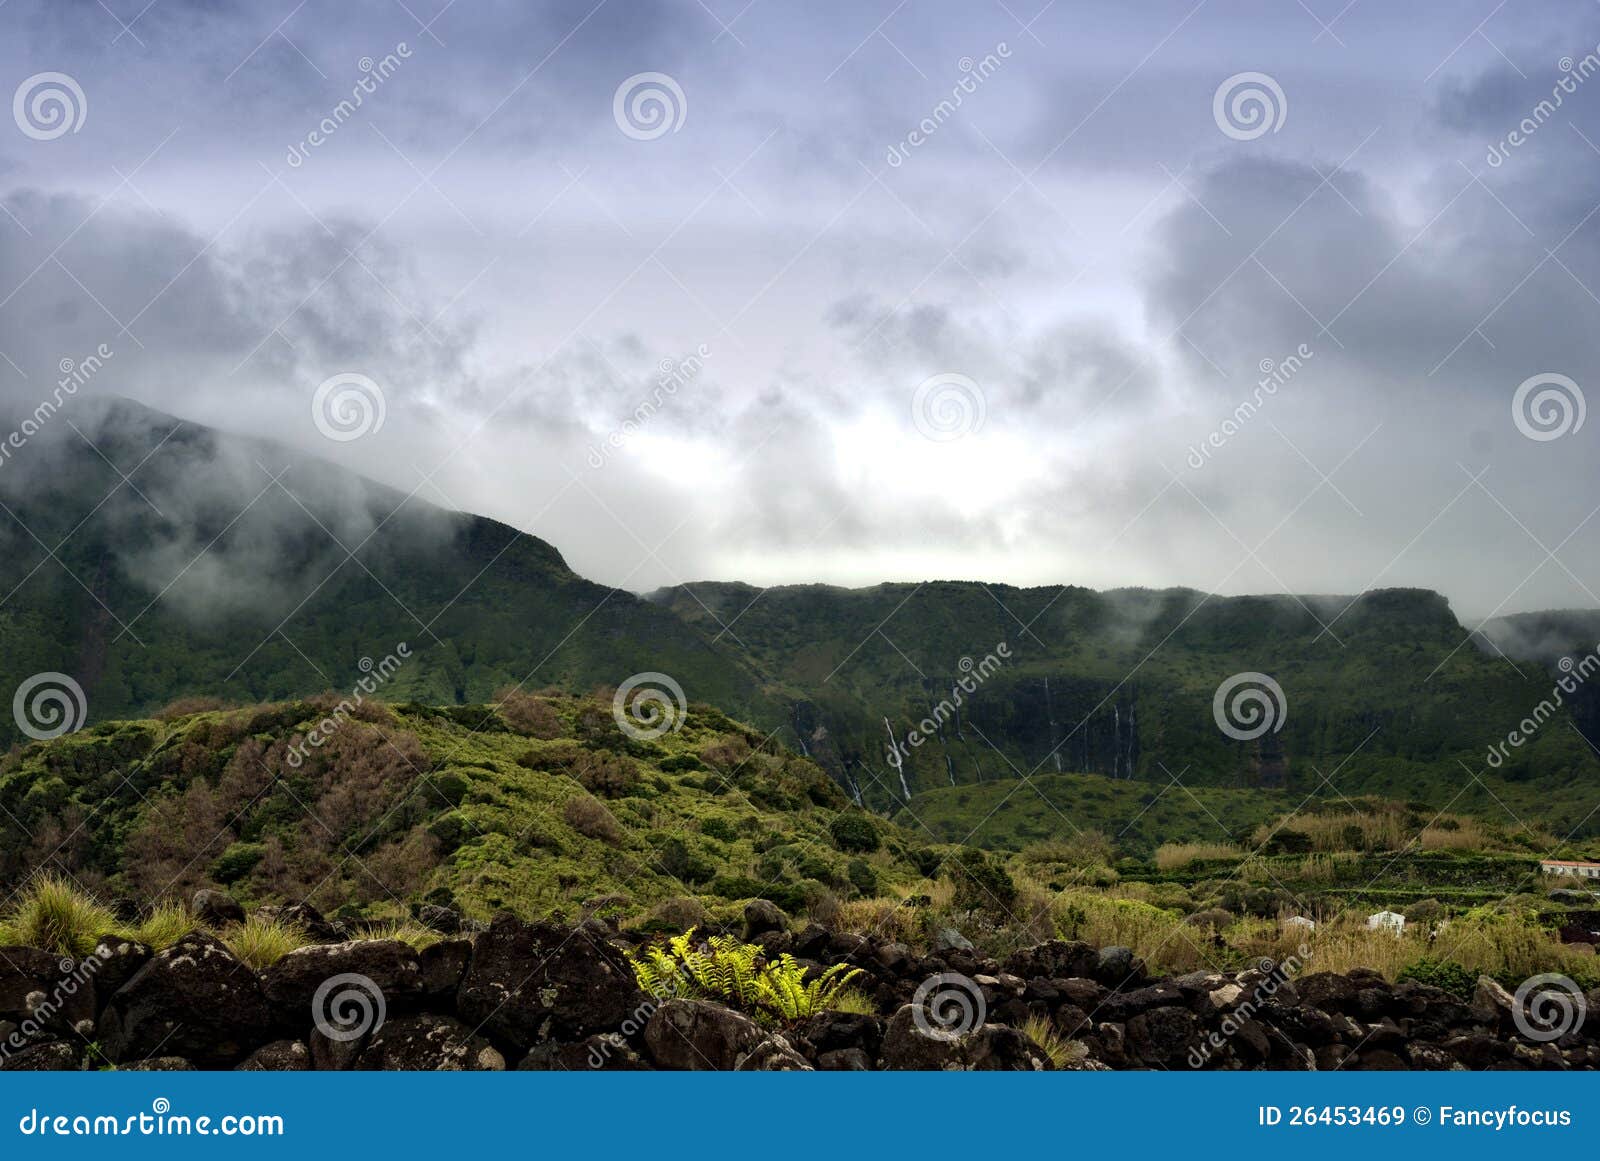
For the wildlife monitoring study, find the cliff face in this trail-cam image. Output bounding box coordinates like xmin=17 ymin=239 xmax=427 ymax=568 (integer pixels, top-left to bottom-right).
xmin=652 ymin=582 xmax=1588 ymax=812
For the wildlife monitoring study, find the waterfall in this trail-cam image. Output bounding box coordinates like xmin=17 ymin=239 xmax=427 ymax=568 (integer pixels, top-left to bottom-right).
xmin=884 ymin=716 xmax=913 ymax=801
xmin=1114 ymin=704 xmax=1122 ymax=778
xmin=1045 ymin=676 xmax=1062 ymax=773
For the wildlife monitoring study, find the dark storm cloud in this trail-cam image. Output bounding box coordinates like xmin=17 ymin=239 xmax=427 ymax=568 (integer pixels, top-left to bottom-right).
xmin=1 ymin=0 xmax=1598 ymax=615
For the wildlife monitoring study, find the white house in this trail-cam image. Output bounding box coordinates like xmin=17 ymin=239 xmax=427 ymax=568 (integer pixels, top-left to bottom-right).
xmin=1541 ymin=859 xmax=1600 ymax=879
xmin=1366 ymin=910 xmax=1406 ymax=934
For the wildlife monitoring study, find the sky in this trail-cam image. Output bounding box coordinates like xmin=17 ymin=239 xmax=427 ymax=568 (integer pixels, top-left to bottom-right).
xmin=1 ymin=0 xmax=1598 ymax=620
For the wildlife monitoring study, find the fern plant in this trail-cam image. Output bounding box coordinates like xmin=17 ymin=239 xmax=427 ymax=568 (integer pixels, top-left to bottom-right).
xmin=627 ymin=928 xmax=867 ymax=1025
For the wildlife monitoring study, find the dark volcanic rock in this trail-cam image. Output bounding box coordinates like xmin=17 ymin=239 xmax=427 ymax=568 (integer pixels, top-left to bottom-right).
xmin=741 ymin=899 xmax=788 ymax=940
xmin=358 ymin=1013 xmax=505 ymax=1071
xmin=237 ymin=1040 xmax=311 ymax=1071
xmin=98 ymin=931 xmax=270 ymax=1067
xmin=260 ymin=939 xmax=423 ymax=1024
xmin=644 ymin=999 xmax=767 ymax=1070
xmin=191 ymin=889 xmax=246 ymax=927
xmin=458 ymin=916 xmax=645 ymax=1049
xmin=0 ymin=1040 xmax=80 ymax=1071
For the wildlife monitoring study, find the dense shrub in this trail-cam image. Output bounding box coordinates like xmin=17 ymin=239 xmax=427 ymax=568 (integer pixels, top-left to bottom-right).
xmin=564 ymin=795 xmax=624 ymax=845
xmin=947 ymin=846 xmax=1018 ymax=914
xmin=1397 ymin=956 xmax=1477 ymax=999
xmin=829 ymin=813 xmax=880 ymax=853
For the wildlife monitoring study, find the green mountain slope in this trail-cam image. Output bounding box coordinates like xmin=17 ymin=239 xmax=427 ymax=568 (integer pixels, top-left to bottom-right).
xmin=0 ymin=399 xmax=769 ymax=745
xmin=0 ymin=692 xmax=927 ymax=918
xmin=650 ymin=581 xmax=1600 ymax=833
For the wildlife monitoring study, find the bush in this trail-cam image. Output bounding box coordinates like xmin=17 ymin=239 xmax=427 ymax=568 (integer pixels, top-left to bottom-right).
xmin=495 ymin=689 xmax=566 ymax=738
xmin=700 ymin=817 xmax=739 ymax=843
xmin=654 ymin=836 xmax=715 ymax=885
xmin=210 ymin=841 xmax=265 ymax=885
xmin=847 ymin=857 xmax=878 ymax=898
xmin=1397 ymin=956 xmax=1477 ymax=999
xmin=947 ymin=847 xmax=1017 ymax=914
xmin=829 ymin=813 xmax=880 ymax=853
xmin=564 ymin=795 xmax=625 ymax=845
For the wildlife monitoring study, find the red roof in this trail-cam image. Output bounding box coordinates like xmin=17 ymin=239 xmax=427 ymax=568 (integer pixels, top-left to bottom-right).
xmin=1542 ymin=859 xmax=1600 ymax=867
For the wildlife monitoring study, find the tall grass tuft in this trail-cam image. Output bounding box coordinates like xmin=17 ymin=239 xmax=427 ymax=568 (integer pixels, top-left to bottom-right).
xmin=0 ymin=875 xmax=118 ymax=958
xmin=218 ymin=915 xmax=311 ymax=969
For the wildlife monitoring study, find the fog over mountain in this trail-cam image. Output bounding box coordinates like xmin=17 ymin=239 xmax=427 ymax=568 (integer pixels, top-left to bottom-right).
xmin=1 ymin=0 xmax=1599 ymax=620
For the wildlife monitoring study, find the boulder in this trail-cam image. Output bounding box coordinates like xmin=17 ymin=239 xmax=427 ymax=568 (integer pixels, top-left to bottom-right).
xmin=260 ymin=939 xmax=423 ymax=1025
xmin=520 ymin=1033 xmax=652 ymax=1071
xmin=932 ymin=927 xmax=973 ymax=952
xmin=237 ymin=1040 xmax=310 ymax=1071
xmin=644 ymin=999 xmax=766 ymax=1070
xmin=419 ymin=939 xmax=472 ymax=1000
xmin=89 ymin=937 xmax=152 ymax=1007
xmin=741 ymin=899 xmax=788 ymax=940
xmin=255 ymin=902 xmax=342 ymax=943
xmin=1125 ymin=1006 xmax=1200 ymax=1067
xmin=457 ymin=917 xmax=645 ymax=1049
xmin=1003 ymin=940 xmax=1097 ymax=981
xmin=735 ymin=1033 xmax=812 ymax=1071
xmin=0 ymin=1040 xmax=79 ymax=1071
xmin=358 ymin=1013 xmax=505 ymax=1071
xmin=880 ymin=1003 xmax=968 ymax=1070
xmin=122 ymin=1056 xmax=195 ymax=1071
xmin=817 ymin=1047 xmax=873 ymax=1070
xmin=191 ymin=889 xmax=246 ymax=927
xmin=1297 ymin=972 xmax=1358 ymax=1014
xmin=0 ymin=946 xmax=97 ymax=1038
xmin=1092 ymin=946 xmax=1144 ymax=987
xmin=97 ymin=931 xmax=270 ymax=1067
xmin=798 ymin=1010 xmax=884 ymax=1062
